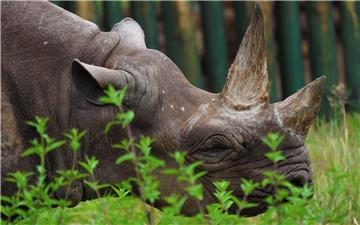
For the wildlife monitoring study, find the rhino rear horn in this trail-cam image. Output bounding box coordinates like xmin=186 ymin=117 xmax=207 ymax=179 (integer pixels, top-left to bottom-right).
xmin=71 ymin=59 xmax=134 ymax=105
xmin=221 ymin=3 xmax=269 ymax=110
xmin=275 ymin=76 xmax=326 ymax=136
xmin=112 ymin=18 xmax=146 ymax=49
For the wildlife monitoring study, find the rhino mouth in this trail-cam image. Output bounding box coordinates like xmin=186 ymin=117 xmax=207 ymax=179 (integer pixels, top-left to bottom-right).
xmin=227 ymin=168 xmax=313 ymax=217
xmin=203 ymin=168 xmax=313 ymax=216
xmin=198 ymin=145 xmax=312 ymax=216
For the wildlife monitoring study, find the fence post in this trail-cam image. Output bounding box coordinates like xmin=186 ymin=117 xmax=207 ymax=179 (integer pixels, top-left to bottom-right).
xmin=161 ymin=2 xmax=203 ymax=88
xmin=276 ymin=2 xmax=304 ymax=98
xmin=161 ymin=2 xmax=185 ymax=72
xmin=63 ymin=1 xmax=77 ymax=14
xmin=262 ymin=2 xmax=280 ymax=102
xmin=306 ymin=2 xmax=338 ymax=115
xmin=234 ymin=2 xmax=255 ymax=46
xmin=76 ymin=2 xmax=93 ymax=21
xmin=340 ymin=2 xmax=360 ymax=110
xmin=130 ymin=2 xmax=160 ymax=50
xmin=200 ymin=1 xmax=228 ymax=93
xmin=92 ymin=1 xmax=104 ymax=30
xmin=103 ymin=2 xmax=123 ymax=31
xmin=51 ymin=1 xmax=65 ymax=8
xmin=72 ymin=2 xmax=103 ymax=30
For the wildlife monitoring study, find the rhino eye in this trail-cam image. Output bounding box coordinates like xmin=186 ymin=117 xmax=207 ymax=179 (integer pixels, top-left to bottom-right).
xmin=192 ymin=135 xmax=245 ymax=163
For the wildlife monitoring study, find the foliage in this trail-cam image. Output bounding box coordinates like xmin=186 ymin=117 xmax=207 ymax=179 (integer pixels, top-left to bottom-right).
xmin=1 ymin=86 xmax=359 ymax=225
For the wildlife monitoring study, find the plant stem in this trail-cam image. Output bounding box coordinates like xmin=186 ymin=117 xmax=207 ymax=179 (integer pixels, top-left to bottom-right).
xmin=90 ymin=173 xmax=111 ymax=225
xmin=117 ymin=105 xmax=153 ymax=225
xmin=57 ymin=149 xmax=78 ymax=225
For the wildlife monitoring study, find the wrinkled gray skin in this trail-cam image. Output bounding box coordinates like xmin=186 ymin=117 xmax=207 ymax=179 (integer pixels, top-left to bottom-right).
xmin=1 ymin=1 xmax=325 ymax=216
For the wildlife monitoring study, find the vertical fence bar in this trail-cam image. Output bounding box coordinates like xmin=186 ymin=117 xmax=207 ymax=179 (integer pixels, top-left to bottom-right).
xmin=76 ymin=1 xmax=104 ymax=31
xmin=130 ymin=2 xmax=160 ymax=50
xmin=76 ymin=1 xmax=93 ymax=21
xmin=276 ymin=2 xmax=304 ymax=98
xmin=92 ymin=1 xmax=104 ymax=30
xmin=104 ymin=1 xmax=123 ymax=31
xmin=340 ymin=2 xmax=360 ymax=110
xmin=306 ymin=2 xmax=338 ymax=115
xmin=161 ymin=2 xmax=203 ymax=87
xmin=63 ymin=1 xmax=77 ymax=14
xmin=161 ymin=2 xmax=185 ymax=71
xmin=175 ymin=2 xmax=203 ymax=88
xmin=262 ymin=2 xmax=280 ymax=102
xmin=234 ymin=2 xmax=255 ymax=46
xmin=200 ymin=1 xmax=228 ymax=93
xmin=51 ymin=1 xmax=65 ymax=8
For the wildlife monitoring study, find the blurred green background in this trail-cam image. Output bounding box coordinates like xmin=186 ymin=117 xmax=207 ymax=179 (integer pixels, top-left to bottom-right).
xmin=52 ymin=1 xmax=360 ymax=116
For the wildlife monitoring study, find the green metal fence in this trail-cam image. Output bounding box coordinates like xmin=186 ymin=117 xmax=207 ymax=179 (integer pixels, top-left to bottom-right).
xmin=52 ymin=1 xmax=360 ymax=113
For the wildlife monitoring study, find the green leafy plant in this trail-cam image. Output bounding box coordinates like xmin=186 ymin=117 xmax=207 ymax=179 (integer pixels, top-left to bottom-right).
xmin=100 ymin=85 xmax=165 ymax=225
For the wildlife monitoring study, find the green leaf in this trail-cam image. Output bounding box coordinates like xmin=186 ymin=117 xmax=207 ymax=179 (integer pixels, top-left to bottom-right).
xmin=171 ymin=151 xmax=186 ymax=165
xmin=104 ymin=121 xmax=122 ymax=134
xmin=111 ymin=186 xmax=130 ymax=199
xmin=185 ymin=161 xmax=202 ymax=176
xmin=0 ymin=195 xmax=13 ymax=203
xmin=26 ymin=116 xmax=49 ymax=135
xmin=213 ymin=180 xmax=231 ymax=192
xmin=84 ymin=180 xmax=109 ymax=191
xmin=115 ymin=153 xmax=135 ymax=165
xmin=79 ymin=156 xmax=99 ymax=174
xmin=262 ymin=132 xmax=284 ymax=151
xmin=98 ymin=96 xmax=114 ymax=105
xmin=265 ymin=151 xmax=285 ymax=163
xmin=45 ymin=140 xmax=66 ymax=153
xmin=6 ymin=171 xmax=32 ymax=189
xmin=57 ymin=169 xmax=87 ymax=180
xmin=136 ymin=135 xmax=153 ymax=156
xmin=162 ymin=168 xmax=179 ymax=175
xmin=240 ymin=179 xmax=259 ymax=196
xmin=187 ymin=184 xmax=203 ymax=200
xmin=117 ymin=110 xmax=135 ymax=128
xmin=64 ymin=128 xmax=87 ymax=152
xmin=99 ymin=85 xmax=128 ymax=106
xmin=190 ymin=171 xmax=207 ymax=183
xmin=112 ymin=139 xmax=134 ymax=151
xmin=21 ymin=146 xmax=38 ymax=157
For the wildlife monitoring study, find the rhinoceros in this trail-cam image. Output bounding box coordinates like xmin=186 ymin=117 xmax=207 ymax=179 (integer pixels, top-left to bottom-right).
xmin=1 ymin=1 xmax=324 ymax=216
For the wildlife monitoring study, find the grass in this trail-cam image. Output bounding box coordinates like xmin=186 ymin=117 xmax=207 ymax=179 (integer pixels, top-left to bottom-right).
xmin=8 ymin=113 xmax=359 ymax=225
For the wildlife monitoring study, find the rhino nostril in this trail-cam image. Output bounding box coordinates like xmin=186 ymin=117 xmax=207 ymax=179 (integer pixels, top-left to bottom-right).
xmin=289 ymin=174 xmax=307 ymax=187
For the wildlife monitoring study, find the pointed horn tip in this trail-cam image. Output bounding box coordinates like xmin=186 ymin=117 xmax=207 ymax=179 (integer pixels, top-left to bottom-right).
xmin=253 ymin=2 xmax=264 ymax=20
xmin=306 ymin=75 xmax=326 ymax=89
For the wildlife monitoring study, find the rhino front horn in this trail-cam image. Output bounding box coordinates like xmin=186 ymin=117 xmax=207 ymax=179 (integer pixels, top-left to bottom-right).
xmin=275 ymin=76 xmax=326 ymax=136
xmin=221 ymin=3 xmax=269 ymax=110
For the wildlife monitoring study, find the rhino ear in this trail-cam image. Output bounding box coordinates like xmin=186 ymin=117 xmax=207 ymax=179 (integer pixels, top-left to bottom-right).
xmin=71 ymin=59 xmax=132 ymax=105
xmin=221 ymin=3 xmax=268 ymax=110
xmin=112 ymin=17 xmax=146 ymax=49
xmin=275 ymin=76 xmax=326 ymax=136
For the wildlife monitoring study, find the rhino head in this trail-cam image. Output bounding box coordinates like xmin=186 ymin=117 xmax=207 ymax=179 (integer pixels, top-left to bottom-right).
xmin=71 ymin=3 xmax=324 ymax=216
